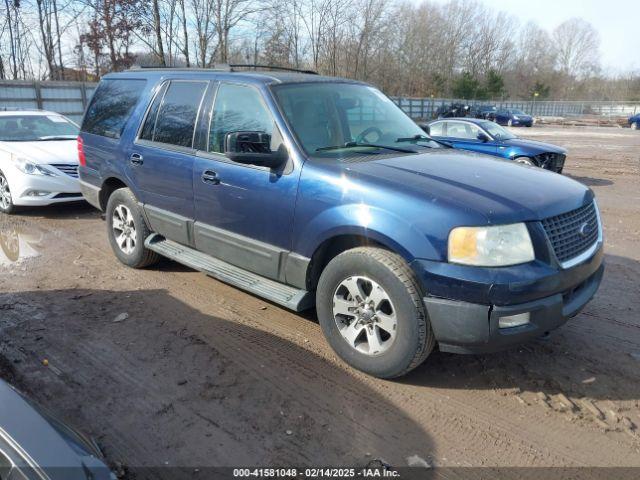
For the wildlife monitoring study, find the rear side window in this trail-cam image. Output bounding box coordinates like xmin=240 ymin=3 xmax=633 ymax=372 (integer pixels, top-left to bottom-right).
xmin=81 ymin=79 xmax=146 ymax=138
xmin=146 ymin=81 xmax=208 ymax=148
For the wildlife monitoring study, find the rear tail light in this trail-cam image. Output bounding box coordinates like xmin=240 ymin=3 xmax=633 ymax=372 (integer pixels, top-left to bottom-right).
xmin=77 ymin=135 xmax=86 ymax=167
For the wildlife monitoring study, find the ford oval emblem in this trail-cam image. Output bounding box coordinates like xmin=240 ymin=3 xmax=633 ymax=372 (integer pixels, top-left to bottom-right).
xmin=578 ymin=222 xmax=592 ymax=237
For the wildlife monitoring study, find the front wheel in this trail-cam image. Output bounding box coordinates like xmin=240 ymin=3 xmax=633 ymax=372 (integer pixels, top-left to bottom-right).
xmin=514 ymin=156 xmax=535 ymax=166
xmin=507 ymin=119 xmax=513 ymax=127
xmin=316 ymin=247 xmax=435 ymax=378
xmin=0 ymin=171 xmax=17 ymax=215
xmin=106 ymin=188 xmax=159 ymax=268
xmin=632 ymin=122 xmax=638 ymax=130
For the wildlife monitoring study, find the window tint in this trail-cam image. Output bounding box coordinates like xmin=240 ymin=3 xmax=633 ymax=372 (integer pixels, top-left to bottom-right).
xmin=153 ymin=81 xmax=208 ymax=148
xmin=446 ymin=122 xmax=481 ymax=140
xmin=209 ymin=83 xmax=273 ymax=153
xmin=428 ymin=122 xmax=445 ymax=136
xmin=81 ymin=79 xmax=146 ymax=138
xmin=139 ymin=83 xmax=167 ymax=141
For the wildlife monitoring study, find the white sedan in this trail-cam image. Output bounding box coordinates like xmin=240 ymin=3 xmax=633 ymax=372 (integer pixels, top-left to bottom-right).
xmin=0 ymin=110 xmax=84 ymax=214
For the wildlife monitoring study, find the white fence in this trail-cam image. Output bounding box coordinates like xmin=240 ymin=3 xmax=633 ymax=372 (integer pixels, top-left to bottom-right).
xmin=0 ymin=80 xmax=98 ymax=124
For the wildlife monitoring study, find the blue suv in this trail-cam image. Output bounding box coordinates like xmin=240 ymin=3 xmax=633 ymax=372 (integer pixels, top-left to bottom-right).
xmin=422 ymin=118 xmax=566 ymax=172
xmin=78 ymin=68 xmax=604 ymax=378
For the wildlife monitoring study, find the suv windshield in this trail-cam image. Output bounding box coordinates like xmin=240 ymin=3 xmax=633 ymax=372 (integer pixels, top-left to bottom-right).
xmin=481 ymin=121 xmax=517 ymax=140
xmin=511 ymin=109 xmax=526 ymax=115
xmin=0 ymin=115 xmax=78 ymax=142
xmin=272 ymin=83 xmax=438 ymax=156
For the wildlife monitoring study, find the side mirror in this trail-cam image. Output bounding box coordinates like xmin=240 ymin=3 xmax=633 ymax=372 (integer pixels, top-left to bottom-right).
xmin=477 ymin=132 xmax=489 ymax=142
xmin=224 ymin=131 xmax=288 ymax=169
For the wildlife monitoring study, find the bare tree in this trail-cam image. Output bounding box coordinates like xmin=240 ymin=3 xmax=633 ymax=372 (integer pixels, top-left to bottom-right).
xmin=553 ymin=17 xmax=600 ymax=78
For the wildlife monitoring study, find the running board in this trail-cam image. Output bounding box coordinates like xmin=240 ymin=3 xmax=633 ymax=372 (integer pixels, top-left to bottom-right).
xmin=145 ymin=234 xmax=314 ymax=312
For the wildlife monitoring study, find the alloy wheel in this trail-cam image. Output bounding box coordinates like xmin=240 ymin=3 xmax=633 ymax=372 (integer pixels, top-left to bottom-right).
xmin=332 ymin=275 xmax=397 ymax=356
xmin=112 ymin=204 xmax=137 ymax=255
xmin=632 ymin=122 xmax=638 ymax=130
xmin=0 ymin=174 xmax=12 ymax=211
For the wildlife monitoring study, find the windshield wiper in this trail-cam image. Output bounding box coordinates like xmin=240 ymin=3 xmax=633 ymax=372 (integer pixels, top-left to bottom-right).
xmin=396 ymin=134 xmax=431 ymax=143
xmin=316 ymin=142 xmax=416 ymax=153
xmin=396 ymin=134 xmax=452 ymax=149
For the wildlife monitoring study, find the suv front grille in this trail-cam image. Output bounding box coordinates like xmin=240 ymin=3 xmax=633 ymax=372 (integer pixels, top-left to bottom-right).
xmin=50 ymin=163 xmax=79 ymax=178
xmin=541 ymin=201 xmax=600 ymax=264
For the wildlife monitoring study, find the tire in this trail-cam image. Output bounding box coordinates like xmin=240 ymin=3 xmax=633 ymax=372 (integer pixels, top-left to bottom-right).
xmin=106 ymin=187 xmax=160 ymax=268
xmin=632 ymin=122 xmax=638 ymax=130
xmin=0 ymin=170 xmax=17 ymax=215
xmin=507 ymin=119 xmax=513 ymax=127
xmin=514 ymin=156 xmax=535 ymax=166
xmin=316 ymin=247 xmax=435 ymax=378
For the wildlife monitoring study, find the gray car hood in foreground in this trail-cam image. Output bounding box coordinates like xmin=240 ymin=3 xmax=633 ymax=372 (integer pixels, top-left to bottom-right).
xmin=0 ymin=379 xmax=114 ymax=480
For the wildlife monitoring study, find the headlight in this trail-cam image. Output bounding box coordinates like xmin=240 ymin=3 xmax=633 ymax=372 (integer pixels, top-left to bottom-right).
xmin=448 ymin=223 xmax=535 ymax=266
xmin=14 ymin=157 xmax=57 ymax=176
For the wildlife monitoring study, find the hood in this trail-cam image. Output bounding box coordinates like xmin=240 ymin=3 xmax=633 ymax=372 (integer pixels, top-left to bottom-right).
xmin=0 ymin=140 xmax=78 ymax=165
xmin=501 ymin=137 xmax=566 ymax=154
xmin=0 ymin=380 xmax=114 ymax=480
xmin=342 ymin=149 xmax=591 ymax=224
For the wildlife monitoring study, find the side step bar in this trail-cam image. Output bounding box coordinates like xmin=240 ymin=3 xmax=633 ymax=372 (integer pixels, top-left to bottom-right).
xmin=145 ymin=234 xmax=315 ymax=312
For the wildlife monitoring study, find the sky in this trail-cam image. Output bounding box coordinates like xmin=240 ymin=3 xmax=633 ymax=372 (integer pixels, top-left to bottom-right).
xmin=428 ymin=0 xmax=640 ymax=73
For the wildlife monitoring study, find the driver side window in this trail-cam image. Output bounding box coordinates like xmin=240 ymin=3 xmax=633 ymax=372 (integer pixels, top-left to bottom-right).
xmin=209 ymin=83 xmax=274 ymax=154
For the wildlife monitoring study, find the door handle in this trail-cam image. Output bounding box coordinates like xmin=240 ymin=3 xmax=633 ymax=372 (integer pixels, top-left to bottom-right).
xmin=201 ymin=170 xmax=220 ymax=185
xmin=130 ymin=153 xmax=144 ymax=165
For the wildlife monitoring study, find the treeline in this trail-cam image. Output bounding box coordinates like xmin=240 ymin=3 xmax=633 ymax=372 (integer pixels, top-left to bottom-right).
xmin=1 ymin=0 xmax=639 ymax=100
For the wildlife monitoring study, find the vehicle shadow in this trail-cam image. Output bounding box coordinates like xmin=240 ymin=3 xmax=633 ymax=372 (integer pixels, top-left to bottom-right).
xmin=400 ymin=253 xmax=640 ymax=404
xmin=10 ymin=201 xmax=99 ymax=220
xmin=566 ymin=174 xmax=614 ymax=187
xmin=0 ymin=288 xmax=434 ymax=478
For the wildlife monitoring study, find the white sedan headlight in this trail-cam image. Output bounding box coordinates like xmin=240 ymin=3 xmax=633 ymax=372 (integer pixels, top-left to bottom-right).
xmin=14 ymin=157 xmax=57 ymax=176
xmin=448 ymin=223 xmax=535 ymax=267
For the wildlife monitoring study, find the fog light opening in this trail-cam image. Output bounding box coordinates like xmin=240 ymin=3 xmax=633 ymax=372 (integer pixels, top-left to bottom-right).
xmin=499 ymin=312 xmax=530 ymax=329
xmin=26 ymin=190 xmax=51 ymax=197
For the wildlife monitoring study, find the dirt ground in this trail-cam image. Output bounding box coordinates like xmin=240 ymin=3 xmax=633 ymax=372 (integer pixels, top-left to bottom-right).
xmin=1 ymin=125 xmax=639 ymax=476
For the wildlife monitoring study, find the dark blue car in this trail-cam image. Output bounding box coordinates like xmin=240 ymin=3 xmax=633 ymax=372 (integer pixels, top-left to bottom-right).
xmin=78 ymin=67 xmax=603 ymax=378
xmin=422 ymin=118 xmax=566 ymax=172
xmin=629 ymin=113 xmax=639 ymax=130
xmin=493 ymin=108 xmax=534 ymax=127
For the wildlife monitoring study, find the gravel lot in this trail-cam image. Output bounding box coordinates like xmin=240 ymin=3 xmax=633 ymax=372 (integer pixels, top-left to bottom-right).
xmin=1 ymin=125 xmax=639 ymax=477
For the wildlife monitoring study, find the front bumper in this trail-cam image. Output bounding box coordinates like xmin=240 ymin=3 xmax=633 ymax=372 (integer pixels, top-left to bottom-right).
xmin=414 ymin=245 xmax=604 ymax=353
xmin=8 ymin=169 xmax=84 ymax=206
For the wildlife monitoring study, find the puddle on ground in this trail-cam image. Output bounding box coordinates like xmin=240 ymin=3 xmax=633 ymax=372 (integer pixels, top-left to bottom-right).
xmin=0 ymin=220 xmax=46 ymax=265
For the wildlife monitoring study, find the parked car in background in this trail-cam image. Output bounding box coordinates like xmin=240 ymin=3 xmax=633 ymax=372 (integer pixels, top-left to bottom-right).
xmin=0 ymin=110 xmax=83 ymax=214
xmin=629 ymin=113 xmax=639 ymax=130
xmin=493 ymin=108 xmax=534 ymax=127
xmin=422 ymin=118 xmax=566 ymax=172
xmin=435 ymin=103 xmax=471 ymax=118
xmin=79 ymin=68 xmax=602 ymax=378
xmin=0 ymin=379 xmax=115 ymax=480
xmin=471 ymin=105 xmax=497 ymax=120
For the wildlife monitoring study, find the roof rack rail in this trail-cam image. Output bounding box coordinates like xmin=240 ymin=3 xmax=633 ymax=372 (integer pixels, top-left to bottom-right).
xmin=228 ymin=64 xmax=318 ymax=75
xmin=129 ymin=64 xmax=318 ymax=75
